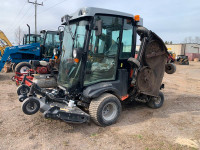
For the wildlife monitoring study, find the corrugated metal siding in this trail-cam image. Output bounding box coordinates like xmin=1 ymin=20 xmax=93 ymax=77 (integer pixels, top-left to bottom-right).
xmin=185 ymin=44 xmax=200 ymax=54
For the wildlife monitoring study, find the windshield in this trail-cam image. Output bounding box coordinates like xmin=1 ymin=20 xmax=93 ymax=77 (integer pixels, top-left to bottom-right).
xmin=43 ymin=32 xmax=60 ymax=57
xmin=57 ymin=19 xmax=89 ymax=88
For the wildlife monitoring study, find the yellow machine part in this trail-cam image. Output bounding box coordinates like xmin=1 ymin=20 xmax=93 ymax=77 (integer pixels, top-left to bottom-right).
xmin=0 ymin=30 xmax=12 ymax=56
xmin=172 ymin=53 xmax=176 ymax=59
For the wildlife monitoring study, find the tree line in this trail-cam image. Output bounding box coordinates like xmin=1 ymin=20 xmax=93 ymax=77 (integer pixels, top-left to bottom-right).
xmin=183 ymin=36 xmax=200 ymax=44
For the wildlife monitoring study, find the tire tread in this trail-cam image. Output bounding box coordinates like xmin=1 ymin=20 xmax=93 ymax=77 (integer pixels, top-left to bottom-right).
xmin=89 ymin=93 xmax=120 ymax=126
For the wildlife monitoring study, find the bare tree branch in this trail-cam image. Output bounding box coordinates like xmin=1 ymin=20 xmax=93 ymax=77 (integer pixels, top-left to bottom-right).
xmin=15 ymin=26 xmax=24 ymax=45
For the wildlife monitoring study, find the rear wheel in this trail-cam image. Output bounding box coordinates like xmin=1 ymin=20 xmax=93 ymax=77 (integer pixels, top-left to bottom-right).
xmin=89 ymin=93 xmax=121 ymax=126
xmin=15 ymin=62 xmax=31 ymax=75
xmin=4 ymin=62 xmax=11 ymax=73
xmin=147 ymin=91 xmax=164 ymax=109
xmin=165 ymin=63 xmax=176 ymax=74
xmin=22 ymin=97 xmax=40 ymax=115
xmin=11 ymin=63 xmax=17 ymax=72
xmin=4 ymin=65 xmax=9 ymax=73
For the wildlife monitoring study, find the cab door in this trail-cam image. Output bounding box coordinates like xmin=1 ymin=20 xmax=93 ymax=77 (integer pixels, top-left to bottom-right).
xmin=84 ymin=15 xmax=123 ymax=86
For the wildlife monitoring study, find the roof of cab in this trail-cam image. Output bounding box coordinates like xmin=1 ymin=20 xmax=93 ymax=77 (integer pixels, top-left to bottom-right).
xmin=62 ymin=7 xmax=134 ymax=22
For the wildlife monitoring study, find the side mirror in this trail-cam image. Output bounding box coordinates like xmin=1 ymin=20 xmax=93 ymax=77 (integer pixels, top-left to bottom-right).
xmin=58 ymin=26 xmax=64 ymax=41
xmin=73 ymin=48 xmax=83 ymax=62
xmin=59 ymin=31 xmax=63 ymax=41
xmin=95 ymin=20 xmax=102 ymax=36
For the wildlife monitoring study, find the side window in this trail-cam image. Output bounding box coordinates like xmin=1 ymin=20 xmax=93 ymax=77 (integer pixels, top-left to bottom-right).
xmin=84 ymin=15 xmax=123 ymax=86
xmin=74 ymin=23 xmax=86 ymax=48
xmin=53 ymin=34 xmax=60 ymax=47
xmin=120 ymin=19 xmax=133 ymax=59
xmin=45 ymin=34 xmax=53 ymax=45
xmin=44 ymin=33 xmax=58 ymax=57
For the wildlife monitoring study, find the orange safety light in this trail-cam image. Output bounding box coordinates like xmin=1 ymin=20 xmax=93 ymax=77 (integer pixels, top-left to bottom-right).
xmin=74 ymin=58 xmax=79 ymax=63
xmin=55 ymin=56 xmax=58 ymax=59
xmin=121 ymin=94 xmax=129 ymax=101
xmin=134 ymin=15 xmax=140 ymax=21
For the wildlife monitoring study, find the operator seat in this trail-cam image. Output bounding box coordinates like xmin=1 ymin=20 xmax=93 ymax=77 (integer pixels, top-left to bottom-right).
xmin=89 ymin=40 xmax=118 ymax=81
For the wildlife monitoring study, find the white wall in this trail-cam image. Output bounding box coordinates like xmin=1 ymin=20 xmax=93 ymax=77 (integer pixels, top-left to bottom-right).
xmin=185 ymin=44 xmax=200 ymax=54
xmin=136 ymin=43 xmax=200 ymax=56
xmin=165 ymin=44 xmax=183 ymax=55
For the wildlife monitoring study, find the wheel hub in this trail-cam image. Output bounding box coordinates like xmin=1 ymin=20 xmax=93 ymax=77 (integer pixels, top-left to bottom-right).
xmin=20 ymin=88 xmax=28 ymax=95
xmin=102 ymin=102 xmax=117 ymax=121
xmin=20 ymin=66 xmax=30 ymax=73
xmin=26 ymin=102 xmax=37 ymax=112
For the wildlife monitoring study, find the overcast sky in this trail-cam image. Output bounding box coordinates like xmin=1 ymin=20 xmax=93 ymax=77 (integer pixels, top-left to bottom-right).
xmin=0 ymin=0 xmax=200 ymax=44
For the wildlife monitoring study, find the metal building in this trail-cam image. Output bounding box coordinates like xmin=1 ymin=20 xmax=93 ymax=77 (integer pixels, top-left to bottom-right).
xmin=166 ymin=44 xmax=200 ymax=60
xmin=136 ymin=43 xmax=200 ymax=61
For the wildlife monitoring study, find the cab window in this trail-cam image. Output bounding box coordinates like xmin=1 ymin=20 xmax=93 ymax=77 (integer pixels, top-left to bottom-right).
xmin=119 ymin=19 xmax=133 ymax=59
xmin=84 ymin=15 xmax=123 ymax=86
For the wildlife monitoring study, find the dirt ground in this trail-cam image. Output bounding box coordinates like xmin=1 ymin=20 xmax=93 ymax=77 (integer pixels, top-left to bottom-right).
xmin=0 ymin=62 xmax=200 ymax=150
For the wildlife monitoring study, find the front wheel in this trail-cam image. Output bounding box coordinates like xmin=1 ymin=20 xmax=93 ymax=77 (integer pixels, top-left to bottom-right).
xmin=17 ymin=85 xmax=30 ymax=96
xmin=22 ymin=97 xmax=40 ymax=115
xmin=89 ymin=93 xmax=121 ymax=126
xmin=147 ymin=91 xmax=164 ymax=109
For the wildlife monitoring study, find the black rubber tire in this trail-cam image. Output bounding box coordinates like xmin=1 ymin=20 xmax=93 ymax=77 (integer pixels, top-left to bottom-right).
xmin=19 ymin=95 xmax=27 ymax=102
xmin=22 ymin=97 xmax=40 ymax=115
xmin=89 ymin=93 xmax=121 ymax=126
xmin=15 ymin=62 xmax=31 ymax=75
xmin=147 ymin=91 xmax=164 ymax=109
xmin=185 ymin=61 xmax=189 ymax=65
xmin=11 ymin=63 xmax=17 ymax=72
xmin=11 ymin=76 xmax=15 ymax=81
xmin=165 ymin=63 xmax=176 ymax=74
xmin=17 ymin=85 xmax=30 ymax=96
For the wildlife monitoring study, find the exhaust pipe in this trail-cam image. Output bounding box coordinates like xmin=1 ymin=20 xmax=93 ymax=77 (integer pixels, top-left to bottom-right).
xmin=27 ymin=24 xmax=30 ymax=44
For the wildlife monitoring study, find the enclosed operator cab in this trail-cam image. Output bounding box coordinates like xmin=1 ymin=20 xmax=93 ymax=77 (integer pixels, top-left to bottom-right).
xmin=23 ymin=34 xmax=42 ymax=45
xmin=40 ymin=30 xmax=60 ymax=59
xmin=20 ymin=7 xmax=174 ymax=126
xmin=58 ymin=7 xmax=143 ymax=94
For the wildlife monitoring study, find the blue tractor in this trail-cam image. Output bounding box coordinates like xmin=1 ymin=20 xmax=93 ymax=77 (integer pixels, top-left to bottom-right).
xmin=0 ymin=30 xmax=60 ymax=73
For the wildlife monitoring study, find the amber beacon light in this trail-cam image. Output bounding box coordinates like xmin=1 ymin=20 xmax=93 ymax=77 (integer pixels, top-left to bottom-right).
xmin=134 ymin=15 xmax=140 ymax=21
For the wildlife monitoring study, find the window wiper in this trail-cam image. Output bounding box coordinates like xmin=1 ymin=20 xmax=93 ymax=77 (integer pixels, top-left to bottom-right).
xmin=65 ymin=15 xmax=75 ymax=40
xmin=72 ymin=25 xmax=78 ymax=48
xmin=65 ymin=15 xmax=79 ymax=50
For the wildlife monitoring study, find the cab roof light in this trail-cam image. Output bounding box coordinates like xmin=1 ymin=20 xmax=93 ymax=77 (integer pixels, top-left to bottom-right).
xmin=134 ymin=15 xmax=140 ymax=22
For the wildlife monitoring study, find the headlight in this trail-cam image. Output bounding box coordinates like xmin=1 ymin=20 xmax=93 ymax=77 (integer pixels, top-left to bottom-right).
xmin=53 ymin=48 xmax=58 ymax=56
xmin=73 ymin=49 xmax=77 ymax=58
